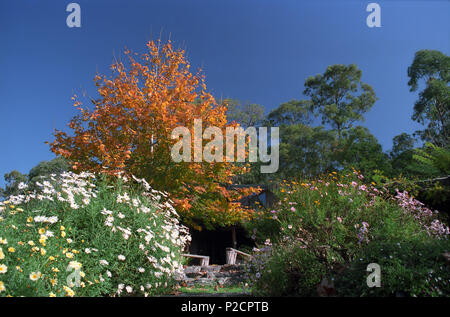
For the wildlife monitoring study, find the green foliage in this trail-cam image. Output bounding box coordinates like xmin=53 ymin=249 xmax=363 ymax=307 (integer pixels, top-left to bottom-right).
xmin=267 ymin=100 xmax=313 ymax=126
xmin=408 ymin=143 xmax=450 ymax=210
xmin=1 ymin=157 xmax=70 ymax=199
xmin=389 ymin=133 xmax=416 ymax=176
xmin=336 ymin=239 xmax=450 ymax=297
xmin=2 ymin=170 xmax=28 ymax=198
xmin=410 ymin=142 xmax=450 ymax=176
xmin=28 ymin=157 xmax=70 ymax=183
xmin=277 ymin=124 xmax=336 ymax=179
xmin=407 ymin=50 xmax=450 ymax=147
xmin=408 ymin=50 xmax=449 ymax=92
xmin=178 ymin=285 xmax=246 ymax=295
xmin=243 ymin=211 xmax=281 ymax=243
xmin=391 ymin=133 xmax=416 ymax=158
xmin=247 ymin=244 xmax=327 ymax=296
xmin=239 ymin=63 xmax=383 ymax=184
xmin=246 ymin=171 xmax=449 ymax=296
xmin=232 ymin=63 xmax=389 ymax=185
xmin=224 ymin=98 xmax=265 ymax=128
xmin=0 ymin=172 xmax=190 ymax=297
xmin=304 ymin=64 xmax=377 ymax=138
xmin=335 ymin=126 xmax=392 ymax=177
xmin=372 ymin=171 xmax=421 ymax=198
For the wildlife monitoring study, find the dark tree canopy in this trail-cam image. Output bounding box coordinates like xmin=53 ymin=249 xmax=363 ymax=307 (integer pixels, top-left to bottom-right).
xmin=28 ymin=156 xmax=70 ymax=183
xmin=3 ymin=170 xmax=28 ymax=198
xmin=224 ymin=98 xmax=265 ymax=128
xmin=267 ymin=100 xmax=313 ymax=126
xmin=335 ymin=126 xmax=391 ymax=175
xmin=1 ymin=157 xmax=70 ymax=198
xmin=390 ymin=133 xmax=416 ymax=159
xmin=277 ymin=123 xmax=336 ymax=178
xmin=408 ymin=50 xmax=450 ymax=92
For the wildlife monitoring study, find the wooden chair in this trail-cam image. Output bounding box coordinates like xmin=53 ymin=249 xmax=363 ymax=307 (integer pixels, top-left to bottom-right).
xmin=226 ymin=248 xmax=252 ymax=265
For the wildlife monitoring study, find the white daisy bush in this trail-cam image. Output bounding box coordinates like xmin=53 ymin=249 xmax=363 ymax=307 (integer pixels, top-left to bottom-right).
xmin=0 ymin=172 xmax=191 ymax=297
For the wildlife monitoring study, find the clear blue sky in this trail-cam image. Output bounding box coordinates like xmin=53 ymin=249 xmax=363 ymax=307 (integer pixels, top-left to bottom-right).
xmin=0 ymin=0 xmax=449 ymax=186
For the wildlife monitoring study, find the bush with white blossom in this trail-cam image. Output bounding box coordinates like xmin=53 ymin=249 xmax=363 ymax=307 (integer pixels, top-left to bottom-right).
xmin=0 ymin=172 xmax=190 ymax=297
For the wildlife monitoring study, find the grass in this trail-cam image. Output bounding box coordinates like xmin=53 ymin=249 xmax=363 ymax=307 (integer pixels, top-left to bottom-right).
xmin=178 ymin=285 xmax=248 ymax=295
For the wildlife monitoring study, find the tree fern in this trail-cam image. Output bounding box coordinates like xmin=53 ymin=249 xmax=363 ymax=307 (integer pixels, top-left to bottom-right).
xmin=410 ymin=142 xmax=450 ymax=176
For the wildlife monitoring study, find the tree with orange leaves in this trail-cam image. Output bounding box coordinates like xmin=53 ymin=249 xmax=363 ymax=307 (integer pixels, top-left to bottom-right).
xmin=49 ymin=40 xmax=259 ymax=230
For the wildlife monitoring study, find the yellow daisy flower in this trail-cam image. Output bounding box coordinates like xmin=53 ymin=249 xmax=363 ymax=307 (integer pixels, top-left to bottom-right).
xmin=63 ymin=286 xmax=75 ymax=297
xmin=50 ymin=278 xmax=57 ymax=287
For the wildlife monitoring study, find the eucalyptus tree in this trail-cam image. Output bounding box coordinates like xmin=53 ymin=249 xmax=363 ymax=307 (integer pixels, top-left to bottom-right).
xmin=304 ymin=64 xmax=377 ymax=139
xmin=407 ymin=50 xmax=449 ymax=147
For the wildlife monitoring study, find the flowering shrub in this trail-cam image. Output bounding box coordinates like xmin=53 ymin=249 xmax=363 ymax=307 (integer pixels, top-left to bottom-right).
xmin=335 ymin=239 xmax=450 ymax=297
xmin=393 ymin=189 xmax=449 ymax=237
xmin=0 ymin=172 xmax=190 ymax=297
xmin=245 ymin=239 xmax=327 ymax=296
xmin=246 ymin=170 xmax=449 ymax=296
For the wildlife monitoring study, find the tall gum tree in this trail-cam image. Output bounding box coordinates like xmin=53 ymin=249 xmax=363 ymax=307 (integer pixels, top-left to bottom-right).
xmin=407 ymin=50 xmax=449 ymax=147
xmin=303 ymin=64 xmax=377 ymax=140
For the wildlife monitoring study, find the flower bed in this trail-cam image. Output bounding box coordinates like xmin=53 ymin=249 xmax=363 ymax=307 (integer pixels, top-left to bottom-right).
xmin=245 ymin=170 xmax=450 ymax=296
xmin=0 ymin=172 xmax=190 ymax=297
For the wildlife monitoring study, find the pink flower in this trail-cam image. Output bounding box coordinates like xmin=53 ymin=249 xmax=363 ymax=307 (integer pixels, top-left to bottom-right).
xmin=290 ymin=207 xmax=296 ymax=212
xmin=337 ymin=217 xmax=343 ymax=223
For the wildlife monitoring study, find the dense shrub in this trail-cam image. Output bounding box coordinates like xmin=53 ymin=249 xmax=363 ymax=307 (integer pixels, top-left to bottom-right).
xmin=246 ymin=170 xmax=449 ymax=296
xmin=0 ymin=172 xmax=190 ymax=297
xmin=335 ymin=239 xmax=450 ymax=296
xmin=246 ymin=240 xmax=327 ymax=296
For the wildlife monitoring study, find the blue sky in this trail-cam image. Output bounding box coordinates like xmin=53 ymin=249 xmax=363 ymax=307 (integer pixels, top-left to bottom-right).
xmin=0 ymin=0 xmax=449 ymax=186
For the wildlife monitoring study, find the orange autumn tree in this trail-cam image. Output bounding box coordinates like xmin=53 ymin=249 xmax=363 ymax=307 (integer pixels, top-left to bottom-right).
xmin=49 ymin=40 xmax=259 ymax=230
